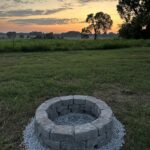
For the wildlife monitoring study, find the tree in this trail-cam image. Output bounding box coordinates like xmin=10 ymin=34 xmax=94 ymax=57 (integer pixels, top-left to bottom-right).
xmin=119 ymin=23 xmax=142 ymax=39
xmin=81 ymin=28 xmax=91 ymax=39
xmin=82 ymin=12 xmax=113 ymax=40
xmin=117 ymin=0 xmax=150 ymax=39
xmin=7 ymin=32 xmax=16 ymax=39
xmin=19 ymin=34 xmax=24 ymax=38
xmin=45 ymin=32 xmax=54 ymax=39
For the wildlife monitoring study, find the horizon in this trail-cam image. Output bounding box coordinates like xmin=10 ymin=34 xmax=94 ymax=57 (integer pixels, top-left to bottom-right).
xmin=0 ymin=0 xmax=122 ymax=33
xmin=0 ymin=31 xmax=118 ymax=34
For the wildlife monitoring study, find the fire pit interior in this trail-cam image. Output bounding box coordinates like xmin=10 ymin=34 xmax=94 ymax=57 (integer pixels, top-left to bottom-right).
xmin=54 ymin=113 xmax=96 ymax=126
xmin=34 ymin=95 xmax=114 ymax=150
xmin=47 ymin=96 xmax=100 ymax=126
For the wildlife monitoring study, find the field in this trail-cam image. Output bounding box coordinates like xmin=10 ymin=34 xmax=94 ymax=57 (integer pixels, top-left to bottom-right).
xmin=0 ymin=39 xmax=150 ymax=52
xmin=0 ymin=41 xmax=150 ymax=150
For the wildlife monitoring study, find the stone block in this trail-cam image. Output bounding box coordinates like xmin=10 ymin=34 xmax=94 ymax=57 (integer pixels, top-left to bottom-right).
xmin=45 ymin=97 xmax=61 ymax=109
xmin=35 ymin=110 xmax=48 ymax=122
xmin=61 ymin=141 xmax=86 ymax=150
xmin=51 ymin=125 xmax=74 ymax=141
xmin=101 ymin=109 xmax=113 ymax=120
xmin=85 ymin=96 xmax=99 ymax=104
xmin=86 ymin=138 xmax=98 ymax=149
xmin=60 ymin=108 xmax=70 ymax=115
xmin=47 ymin=109 xmax=58 ymax=120
xmin=105 ymin=119 xmax=113 ymax=141
xmin=85 ymin=100 xmax=95 ymax=113
xmin=92 ymin=118 xmax=111 ymax=138
xmin=69 ymin=104 xmax=80 ymax=113
xmin=91 ymin=104 xmax=101 ymax=118
xmin=53 ymin=101 xmax=62 ymax=110
xmin=45 ymin=140 xmax=60 ymax=150
xmin=75 ymin=123 xmax=98 ymax=141
xmin=74 ymin=95 xmax=86 ymax=104
xmin=79 ymin=105 xmax=87 ymax=113
xmin=56 ymin=105 xmax=68 ymax=113
xmin=60 ymin=95 xmax=74 ymax=105
xmin=86 ymin=135 xmax=107 ymax=149
xmin=95 ymin=100 xmax=110 ymax=110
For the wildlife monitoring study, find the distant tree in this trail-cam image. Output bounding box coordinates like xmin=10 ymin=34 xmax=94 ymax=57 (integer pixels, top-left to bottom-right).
xmin=61 ymin=31 xmax=81 ymax=38
xmin=81 ymin=28 xmax=91 ymax=39
xmin=45 ymin=32 xmax=54 ymax=39
xmin=117 ymin=0 xmax=150 ymax=39
xmin=82 ymin=12 xmax=113 ymax=40
xmin=7 ymin=32 xmax=16 ymax=49
xmin=19 ymin=34 xmax=24 ymax=38
xmin=7 ymin=32 xmax=16 ymax=39
xmin=29 ymin=32 xmax=43 ymax=39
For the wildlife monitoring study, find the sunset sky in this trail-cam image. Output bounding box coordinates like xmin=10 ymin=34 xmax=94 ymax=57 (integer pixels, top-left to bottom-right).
xmin=0 ymin=0 xmax=123 ymax=33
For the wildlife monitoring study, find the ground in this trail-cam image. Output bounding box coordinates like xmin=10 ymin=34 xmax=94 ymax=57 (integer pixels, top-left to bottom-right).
xmin=0 ymin=47 xmax=150 ymax=150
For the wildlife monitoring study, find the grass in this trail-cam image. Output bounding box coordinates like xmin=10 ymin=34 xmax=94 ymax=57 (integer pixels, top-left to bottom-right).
xmin=0 ymin=39 xmax=150 ymax=52
xmin=0 ymin=47 xmax=150 ymax=150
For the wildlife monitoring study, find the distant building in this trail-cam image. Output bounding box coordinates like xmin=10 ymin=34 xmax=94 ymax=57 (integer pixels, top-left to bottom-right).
xmin=45 ymin=32 xmax=54 ymax=39
xmin=81 ymin=33 xmax=89 ymax=39
xmin=97 ymin=33 xmax=118 ymax=39
xmin=54 ymin=34 xmax=63 ymax=39
xmin=16 ymin=33 xmax=29 ymax=39
xmin=29 ymin=32 xmax=44 ymax=39
xmin=61 ymin=31 xmax=81 ymax=39
xmin=0 ymin=33 xmax=7 ymax=39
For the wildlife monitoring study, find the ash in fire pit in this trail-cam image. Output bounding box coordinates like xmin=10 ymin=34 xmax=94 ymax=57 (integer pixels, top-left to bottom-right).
xmin=23 ymin=95 xmax=125 ymax=150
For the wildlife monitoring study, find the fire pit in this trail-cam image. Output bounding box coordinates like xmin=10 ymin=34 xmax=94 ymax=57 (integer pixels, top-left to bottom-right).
xmin=34 ymin=96 xmax=113 ymax=150
xmin=23 ymin=95 xmax=125 ymax=150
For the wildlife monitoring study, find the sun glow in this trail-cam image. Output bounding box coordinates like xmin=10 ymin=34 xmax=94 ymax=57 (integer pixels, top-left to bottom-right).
xmin=0 ymin=0 xmax=122 ymax=33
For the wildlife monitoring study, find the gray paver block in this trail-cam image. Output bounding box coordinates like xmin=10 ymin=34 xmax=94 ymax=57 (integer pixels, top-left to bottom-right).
xmin=69 ymin=104 xmax=80 ymax=112
xmin=45 ymin=140 xmax=60 ymax=150
xmin=101 ymin=109 xmax=113 ymax=119
xmin=75 ymin=123 xmax=98 ymax=141
xmin=61 ymin=141 xmax=86 ymax=150
xmin=74 ymin=95 xmax=86 ymax=104
xmin=60 ymin=95 xmax=74 ymax=105
xmin=51 ymin=125 xmax=74 ymax=141
xmin=56 ymin=105 xmax=68 ymax=113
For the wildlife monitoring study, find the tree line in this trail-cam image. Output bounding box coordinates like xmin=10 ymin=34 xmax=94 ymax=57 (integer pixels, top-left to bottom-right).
xmin=6 ymin=32 xmax=54 ymax=39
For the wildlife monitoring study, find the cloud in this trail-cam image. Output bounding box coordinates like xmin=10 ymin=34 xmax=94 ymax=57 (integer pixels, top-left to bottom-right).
xmin=4 ymin=0 xmax=116 ymax=4
xmin=3 ymin=0 xmax=44 ymax=4
xmin=0 ymin=8 xmax=71 ymax=17
xmin=8 ymin=18 xmax=80 ymax=25
xmin=0 ymin=0 xmax=47 ymax=10
xmin=59 ymin=0 xmax=116 ymax=3
xmin=0 ymin=10 xmax=43 ymax=17
xmin=44 ymin=8 xmax=72 ymax=15
xmin=57 ymin=0 xmax=116 ymax=7
xmin=0 ymin=0 xmax=116 ymax=10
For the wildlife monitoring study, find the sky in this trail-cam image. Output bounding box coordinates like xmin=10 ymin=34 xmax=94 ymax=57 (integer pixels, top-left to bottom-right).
xmin=0 ymin=0 xmax=123 ymax=33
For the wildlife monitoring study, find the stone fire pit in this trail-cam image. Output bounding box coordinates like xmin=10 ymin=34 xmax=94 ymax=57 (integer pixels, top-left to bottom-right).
xmin=23 ymin=96 xmax=125 ymax=150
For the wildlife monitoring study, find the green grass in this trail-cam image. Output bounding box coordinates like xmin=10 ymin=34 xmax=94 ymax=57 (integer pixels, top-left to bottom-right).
xmin=0 ymin=47 xmax=150 ymax=150
xmin=0 ymin=39 xmax=150 ymax=52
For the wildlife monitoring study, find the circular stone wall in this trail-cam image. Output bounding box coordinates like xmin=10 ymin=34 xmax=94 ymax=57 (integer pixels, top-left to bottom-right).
xmin=34 ymin=95 xmax=114 ymax=150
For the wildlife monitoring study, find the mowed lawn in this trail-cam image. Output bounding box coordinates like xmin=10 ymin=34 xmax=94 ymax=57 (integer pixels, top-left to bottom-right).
xmin=0 ymin=47 xmax=150 ymax=150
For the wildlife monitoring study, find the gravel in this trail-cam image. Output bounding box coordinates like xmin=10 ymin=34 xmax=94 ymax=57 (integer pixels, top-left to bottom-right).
xmin=23 ymin=115 xmax=125 ymax=150
xmin=54 ymin=113 xmax=96 ymax=125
